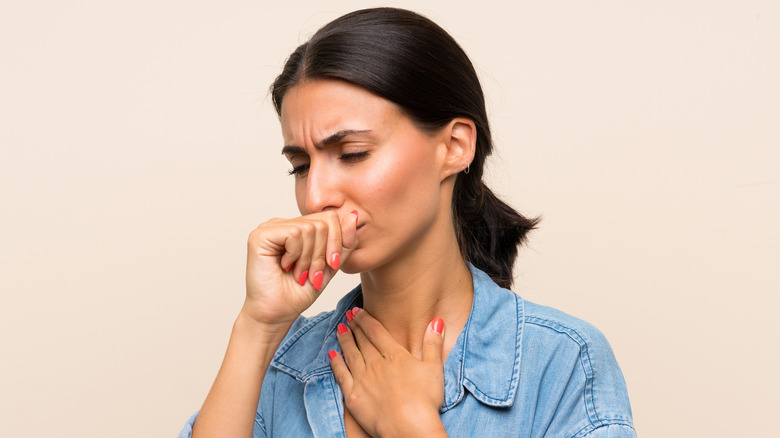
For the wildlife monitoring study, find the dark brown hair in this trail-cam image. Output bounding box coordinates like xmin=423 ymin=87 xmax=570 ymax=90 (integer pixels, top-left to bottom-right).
xmin=270 ymin=7 xmax=539 ymax=288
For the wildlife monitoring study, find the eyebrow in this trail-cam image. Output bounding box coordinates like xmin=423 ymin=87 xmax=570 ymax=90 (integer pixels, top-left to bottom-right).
xmin=281 ymin=129 xmax=371 ymax=155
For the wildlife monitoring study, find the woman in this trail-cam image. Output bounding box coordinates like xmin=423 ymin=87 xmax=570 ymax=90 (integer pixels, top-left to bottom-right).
xmin=180 ymin=7 xmax=634 ymax=438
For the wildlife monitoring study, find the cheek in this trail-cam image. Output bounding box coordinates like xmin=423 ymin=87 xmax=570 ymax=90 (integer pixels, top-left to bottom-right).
xmin=360 ymin=142 xmax=438 ymax=206
xmin=294 ymin=179 xmax=307 ymax=213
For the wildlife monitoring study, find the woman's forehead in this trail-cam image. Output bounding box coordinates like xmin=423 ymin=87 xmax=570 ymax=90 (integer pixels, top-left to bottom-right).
xmin=279 ymin=79 xmax=403 ymax=145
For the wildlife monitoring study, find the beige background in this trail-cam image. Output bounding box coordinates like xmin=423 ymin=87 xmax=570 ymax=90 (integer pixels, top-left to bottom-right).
xmin=1 ymin=1 xmax=778 ymax=436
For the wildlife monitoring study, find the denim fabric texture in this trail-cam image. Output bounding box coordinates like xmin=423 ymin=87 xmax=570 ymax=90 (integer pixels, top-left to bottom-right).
xmin=179 ymin=265 xmax=635 ymax=437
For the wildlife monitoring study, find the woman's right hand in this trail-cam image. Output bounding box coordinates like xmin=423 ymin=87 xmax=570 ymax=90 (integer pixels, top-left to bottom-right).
xmin=242 ymin=210 xmax=359 ymax=328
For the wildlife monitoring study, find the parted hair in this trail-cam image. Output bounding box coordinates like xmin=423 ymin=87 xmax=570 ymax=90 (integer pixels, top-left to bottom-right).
xmin=270 ymin=7 xmax=539 ymax=288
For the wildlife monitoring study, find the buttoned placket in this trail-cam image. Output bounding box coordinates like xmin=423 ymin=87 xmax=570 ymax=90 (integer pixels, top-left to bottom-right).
xmin=303 ymin=371 xmax=347 ymax=438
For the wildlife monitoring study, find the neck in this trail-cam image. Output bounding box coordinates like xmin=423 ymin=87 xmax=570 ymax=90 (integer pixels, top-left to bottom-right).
xmin=359 ymin=229 xmax=473 ymax=360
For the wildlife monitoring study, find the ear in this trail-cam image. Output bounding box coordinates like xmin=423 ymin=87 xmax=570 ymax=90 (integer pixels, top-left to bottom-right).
xmin=438 ymin=117 xmax=476 ymax=181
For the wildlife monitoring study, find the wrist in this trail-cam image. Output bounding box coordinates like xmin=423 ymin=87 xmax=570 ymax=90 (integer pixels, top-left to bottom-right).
xmin=234 ymin=308 xmax=295 ymax=347
xmin=388 ymin=408 xmax=446 ymax=438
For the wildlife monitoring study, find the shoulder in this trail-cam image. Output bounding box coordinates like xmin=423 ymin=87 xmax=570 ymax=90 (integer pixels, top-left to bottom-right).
xmin=523 ymin=300 xmax=612 ymax=353
xmin=519 ymin=299 xmax=635 ymax=436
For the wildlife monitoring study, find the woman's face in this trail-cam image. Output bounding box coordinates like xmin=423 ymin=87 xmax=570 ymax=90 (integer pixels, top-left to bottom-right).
xmin=280 ymin=79 xmax=450 ymax=274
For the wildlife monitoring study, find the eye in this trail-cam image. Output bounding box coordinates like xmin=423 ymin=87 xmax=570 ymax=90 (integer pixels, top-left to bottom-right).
xmin=288 ymin=163 xmax=309 ymax=177
xmin=339 ymin=151 xmax=369 ymax=162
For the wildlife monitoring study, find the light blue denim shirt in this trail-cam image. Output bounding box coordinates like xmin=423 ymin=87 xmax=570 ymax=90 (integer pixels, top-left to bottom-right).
xmin=179 ymin=265 xmax=635 ymax=437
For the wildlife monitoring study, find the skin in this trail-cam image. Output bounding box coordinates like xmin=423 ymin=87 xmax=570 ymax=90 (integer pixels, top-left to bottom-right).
xmin=193 ymin=78 xmax=476 ymax=438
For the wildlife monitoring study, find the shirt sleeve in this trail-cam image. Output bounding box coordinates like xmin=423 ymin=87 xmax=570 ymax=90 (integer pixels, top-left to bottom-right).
xmin=176 ymin=411 xmax=198 ymax=438
xmin=578 ymin=423 xmax=637 ymax=438
xmin=176 ymin=410 xmax=267 ymax=438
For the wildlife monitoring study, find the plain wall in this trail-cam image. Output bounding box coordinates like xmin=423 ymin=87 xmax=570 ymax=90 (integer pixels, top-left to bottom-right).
xmin=1 ymin=1 xmax=778 ymax=436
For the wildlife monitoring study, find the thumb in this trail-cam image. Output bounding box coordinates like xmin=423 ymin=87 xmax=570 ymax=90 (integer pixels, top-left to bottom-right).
xmin=339 ymin=210 xmax=359 ymax=260
xmin=317 ymin=211 xmax=359 ymax=291
xmin=422 ymin=317 xmax=445 ymax=364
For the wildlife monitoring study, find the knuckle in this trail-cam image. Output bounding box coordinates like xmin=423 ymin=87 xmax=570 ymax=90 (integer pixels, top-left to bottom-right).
xmin=314 ymin=221 xmax=329 ymax=238
xmin=347 ymin=391 xmax=362 ymax=404
xmin=312 ymin=254 xmax=327 ymax=265
xmin=366 ymin=325 xmax=380 ymax=339
xmin=324 ymin=210 xmax=339 ymax=220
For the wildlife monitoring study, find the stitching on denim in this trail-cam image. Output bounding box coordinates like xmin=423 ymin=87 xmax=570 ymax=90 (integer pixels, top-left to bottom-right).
xmin=255 ymin=411 xmax=267 ymax=436
xmin=457 ymin=293 xmax=525 ymax=407
xmin=272 ymin=290 xmax=362 ymax=381
xmin=524 ymin=315 xmax=601 ymax=426
xmin=325 ymin=374 xmax=347 ymax=437
xmin=273 ymin=311 xmax=331 ymax=359
xmin=511 ymin=294 xmax=524 ymax=399
xmin=571 ymin=420 xmax=635 ymax=438
xmin=440 ymin=304 xmax=471 ymax=412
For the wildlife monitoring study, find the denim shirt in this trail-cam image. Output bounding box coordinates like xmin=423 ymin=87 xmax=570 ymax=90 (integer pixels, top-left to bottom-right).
xmin=179 ymin=265 xmax=635 ymax=437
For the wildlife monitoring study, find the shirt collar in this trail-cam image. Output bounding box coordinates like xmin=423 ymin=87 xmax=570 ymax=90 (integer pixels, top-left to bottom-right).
xmin=270 ymin=264 xmax=524 ymax=409
xmin=441 ymin=264 xmax=524 ymax=410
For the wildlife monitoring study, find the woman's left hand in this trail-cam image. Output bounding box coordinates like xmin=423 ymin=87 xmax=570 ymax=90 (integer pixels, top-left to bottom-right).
xmin=329 ymin=308 xmax=448 ymax=438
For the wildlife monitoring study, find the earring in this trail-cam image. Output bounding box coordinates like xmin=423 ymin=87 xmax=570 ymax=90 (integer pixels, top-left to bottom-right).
xmin=463 ymin=164 xmax=470 ymax=174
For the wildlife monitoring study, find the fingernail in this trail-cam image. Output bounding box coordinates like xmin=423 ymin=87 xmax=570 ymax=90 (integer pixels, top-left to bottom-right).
xmin=285 ymin=263 xmax=294 ymax=272
xmin=330 ymin=253 xmax=340 ymax=270
xmin=298 ymin=270 xmax=308 ymax=286
xmin=351 ymin=307 xmax=361 ymax=316
xmin=345 ymin=309 xmax=354 ymax=322
xmin=328 ymin=350 xmax=337 ymax=360
xmin=432 ymin=317 xmax=443 ymax=334
xmin=312 ymin=271 xmax=323 ymax=290
xmin=337 ymin=323 xmax=348 ymax=335
xmin=351 ymin=210 xmax=358 ymax=225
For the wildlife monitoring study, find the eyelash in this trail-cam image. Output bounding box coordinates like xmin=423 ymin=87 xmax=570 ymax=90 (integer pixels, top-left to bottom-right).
xmin=287 ymin=151 xmax=370 ymax=176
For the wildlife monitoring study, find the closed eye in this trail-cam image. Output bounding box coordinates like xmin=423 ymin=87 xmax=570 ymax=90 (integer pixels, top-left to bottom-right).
xmin=288 ymin=163 xmax=309 ymax=176
xmin=339 ymin=151 xmax=369 ymax=162
xmin=287 ymin=152 xmax=369 ymax=177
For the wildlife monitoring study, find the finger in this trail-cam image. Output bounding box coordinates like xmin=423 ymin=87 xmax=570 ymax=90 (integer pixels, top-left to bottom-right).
xmin=291 ymin=221 xmax=315 ymax=286
xmin=336 ymin=322 xmax=365 ymax=375
xmin=315 ymin=210 xmax=358 ymax=290
xmin=274 ymin=225 xmax=302 ymax=273
xmin=350 ymin=308 xmax=394 ymax=363
xmin=349 ymin=322 xmax=384 ymax=362
xmin=328 ymin=349 xmax=354 ymax=394
xmin=321 ymin=211 xmax=342 ymax=271
xmin=304 ymin=218 xmax=329 ymax=290
xmin=350 ymin=307 xmax=402 ymax=356
xmin=422 ymin=317 xmax=445 ymax=365
xmin=339 ymin=210 xmax=359 ymax=259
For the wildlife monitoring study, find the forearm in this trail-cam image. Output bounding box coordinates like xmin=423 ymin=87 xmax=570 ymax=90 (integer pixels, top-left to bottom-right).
xmin=192 ymin=310 xmax=293 ymax=438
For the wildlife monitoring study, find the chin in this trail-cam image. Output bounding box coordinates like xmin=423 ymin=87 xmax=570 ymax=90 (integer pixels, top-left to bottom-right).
xmin=340 ymin=259 xmax=366 ymax=275
xmin=340 ymin=250 xmax=375 ymax=275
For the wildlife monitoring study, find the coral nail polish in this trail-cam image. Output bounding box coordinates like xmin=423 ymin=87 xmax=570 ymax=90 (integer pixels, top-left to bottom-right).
xmin=351 ymin=210 xmax=358 ymax=225
xmin=311 ymin=271 xmax=323 ymax=290
xmin=285 ymin=263 xmax=293 ymax=272
xmin=345 ymin=309 xmax=353 ymax=322
xmin=328 ymin=350 xmax=337 ymax=360
xmin=432 ymin=317 xmax=444 ymax=334
xmin=330 ymin=253 xmax=340 ymax=270
xmin=337 ymin=323 xmax=348 ymax=335
xmin=298 ymin=270 xmax=308 ymax=286
xmin=351 ymin=307 xmax=361 ymax=316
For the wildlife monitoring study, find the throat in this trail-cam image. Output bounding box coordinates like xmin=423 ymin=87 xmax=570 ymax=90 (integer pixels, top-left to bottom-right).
xmin=358 ymin=257 xmax=474 ymax=359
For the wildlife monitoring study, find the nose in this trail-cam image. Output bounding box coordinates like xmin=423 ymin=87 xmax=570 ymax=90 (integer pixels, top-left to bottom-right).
xmin=303 ymin=159 xmax=342 ymax=213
